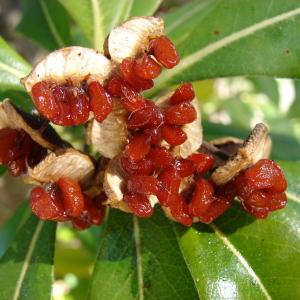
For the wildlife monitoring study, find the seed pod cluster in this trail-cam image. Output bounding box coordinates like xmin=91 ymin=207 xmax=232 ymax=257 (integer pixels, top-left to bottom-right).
xmin=0 ymin=17 xmax=287 ymax=229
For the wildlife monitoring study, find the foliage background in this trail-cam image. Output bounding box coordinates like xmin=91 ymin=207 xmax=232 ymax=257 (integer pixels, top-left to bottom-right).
xmin=0 ymin=0 xmax=300 ymax=299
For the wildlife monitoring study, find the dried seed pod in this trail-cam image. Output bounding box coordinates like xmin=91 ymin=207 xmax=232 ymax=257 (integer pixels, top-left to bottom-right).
xmin=211 ymin=123 xmax=272 ymax=186
xmin=104 ymin=17 xmax=164 ymax=64
xmin=22 ymin=47 xmax=115 ymax=93
xmin=103 ymin=157 xmax=131 ymax=212
xmin=156 ymin=93 xmax=203 ymax=158
xmin=0 ymin=99 xmax=66 ymax=151
xmin=25 ymin=148 xmax=94 ymax=186
xmin=86 ymin=100 xmax=128 ymax=159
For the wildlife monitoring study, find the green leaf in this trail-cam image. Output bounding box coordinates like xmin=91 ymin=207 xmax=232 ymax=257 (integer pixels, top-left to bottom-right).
xmin=0 ymin=37 xmax=31 ymax=91
xmin=88 ymin=209 xmax=198 ymax=300
xmin=153 ymin=0 xmax=300 ymax=93
xmin=17 ymin=0 xmax=71 ymax=50
xmin=0 ymin=215 xmax=56 ymax=300
xmin=174 ymin=161 xmax=300 ymax=299
xmin=288 ymin=80 xmax=300 ymax=119
xmin=59 ymin=0 xmax=162 ymax=50
xmin=0 ymin=202 xmax=31 ymax=257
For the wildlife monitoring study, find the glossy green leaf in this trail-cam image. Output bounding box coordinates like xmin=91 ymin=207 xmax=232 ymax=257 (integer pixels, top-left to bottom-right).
xmin=88 ymin=209 xmax=198 ymax=300
xmin=59 ymin=0 xmax=162 ymax=50
xmin=0 ymin=215 xmax=56 ymax=300
xmin=174 ymin=161 xmax=300 ymax=299
xmin=17 ymin=0 xmax=71 ymax=50
xmin=0 ymin=37 xmax=31 ymax=91
xmin=153 ymin=0 xmax=300 ymax=93
xmin=288 ymin=80 xmax=300 ymax=119
xmin=0 ymin=202 xmax=31 ymax=257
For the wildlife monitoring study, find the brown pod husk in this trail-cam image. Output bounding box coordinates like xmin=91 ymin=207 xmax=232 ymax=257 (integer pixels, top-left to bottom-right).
xmin=104 ymin=17 xmax=164 ymax=64
xmin=0 ymin=99 xmax=67 ymax=151
xmin=22 ymin=46 xmax=115 ymax=94
xmin=25 ymin=148 xmax=95 ymax=186
xmin=211 ymin=123 xmax=272 ymax=186
xmin=86 ymin=100 xmax=128 ymax=159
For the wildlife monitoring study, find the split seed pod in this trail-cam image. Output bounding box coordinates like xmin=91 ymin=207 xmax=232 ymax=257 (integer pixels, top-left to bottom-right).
xmin=22 ymin=46 xmax=115 ymax=93
xmin=104 ymin=17 xmax=164 ymax=64
xmin=211 ymin=123 xmax=272 ymax=185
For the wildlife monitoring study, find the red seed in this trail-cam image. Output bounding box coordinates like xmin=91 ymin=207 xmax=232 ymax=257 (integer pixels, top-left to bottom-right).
xmin=30 ymin=186 xmax=65 ymax=221
xmin=127 ymin=106 xmax=155 ymax=129
xmin=124 ymin=192 xmax=153 ymax=218
xmin=169 ymin=194 xmax=193 ymax=226
xmin=0 ymin=128 xmax=19 ymax=164
xmin=157 ymin=167 xmax=181 ymax=206
xmin=149 ymin=36 xmax=180 ymax=68
xmin=83 ymin=194 xmax=106 ymax=226
xmin=106 ymin=77 xmax=125 ymax=97
xmin=147 ymin=147 xmax=173 ymax=170
xmin=189 ymin=179 xmax=215 ymax=217
xmin=120 ymin=157 xmax=153 ymax=176
xmin=134 ymin=54 xmax=162 ymax=79
xmin=144 ymin=127 xmax=162 ymax=145
xmin=188 ymin=153 xmax=214 ymax=174
xmin=7 ymin=158 xmax=26 ymax=176
xmin=244 ymin=159 xmax=287 ymax=193
xmin=198 ymin=196 xmax=231 ymax=224
xmin=170 ymin=83 xmax=195 ymax=105
xmin=31 ymin=81 xmax=60 ymax=120
xmin=165 ymin=102 xmax=196 ymax=125
xmin=127 ymin=175 xmax=161 ymax=196
xmin=120 ymin=58 xmax=154 ymax=91
xmin=124 ymin=134 xmax=151 ymax=162
xmin=57 ymin=177 xmax=85 ymax=217
xmin=161 ymin=125 xmax=187 ymax=146
xmin=121 ymin=84 xmax=146 ymax=112
xmin=72 ymin=217 xmax=90 ymax=230
xmin=174 ymin=159 xmax=194 ymax=177
xmin=88 ymin=81 xmax=113 ymax=123
xmin=67 ymin=88 xmax=90 ymax=125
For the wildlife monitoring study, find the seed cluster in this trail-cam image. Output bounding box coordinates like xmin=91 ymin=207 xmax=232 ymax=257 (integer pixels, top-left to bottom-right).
xmin=30 ymin=178 xmax=106 ymax=230
xmin=0 ymin=128 xmax=46 ymax=176
xmin=0 ymin=18 xmax=288 ymax=229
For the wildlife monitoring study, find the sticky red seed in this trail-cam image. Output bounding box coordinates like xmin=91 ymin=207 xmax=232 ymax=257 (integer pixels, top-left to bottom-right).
xmin=124 ymin=134 xmax=151 ymax=162
xmin=7 ymin=158 xmax=26 ymax=176
xmin=197 ymin=196 xmax=231 ymax=224
xmin=244 ymin=159 xmax=287 ymax=193
xmin=120 ymin=157 xmax=153 ymax=176
xmin=169 ymin=194 xmax=193 ymax=226
xmin=147 ymin=147 xmax=174 ymax=170
xmin=120 ymin=58 xmax=153 ymax=91
xmin=124 ymin=192 xmax=153 ymax=218
xmin=144 ymin=127 xmax=162 ymax=145
xmin=174 ymin=159 xmax=194 ymax=177
xmin=134 ymin=54 xmax=162 ymax=79
xmin=106 ymin=77 xmax=125 ymax=97
xmin=0 ymin=128 xmax=19 ymax=164
xmin=32 ymin=81 xmax=60 ymax=120
xmin=164 ymin=102 xmax=196 ymax=125
xmin=149 ymin=36 xmax=180 ymax=68
xmin=170 ymin=83 xmax=195 ymax=105
xmin=57 ymin=177 xmax=85 ymax=217
xmin=83 ymin=194 xmax=106 ymax=226
xmin=127 ymin=175 xmax=161 ymax=196
xmin=188 ymin=178 xmax=215 ymax=217
xmin=157 ymin=167 xmax=181 ymax=206
xmin=127 ymin=106 xmax=155 ymax=129
xmin=30 ymin=186 xmax=65 ymax=221
xmin=161 ymin=125 xmax=187 ymax=146
xmin=187 ymin=153 xmax=214 ymax=174
xmin=88 ymin=81 xmax=113 ymax=123
xmin=121 ymin=84 xmax=146 ymax=112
